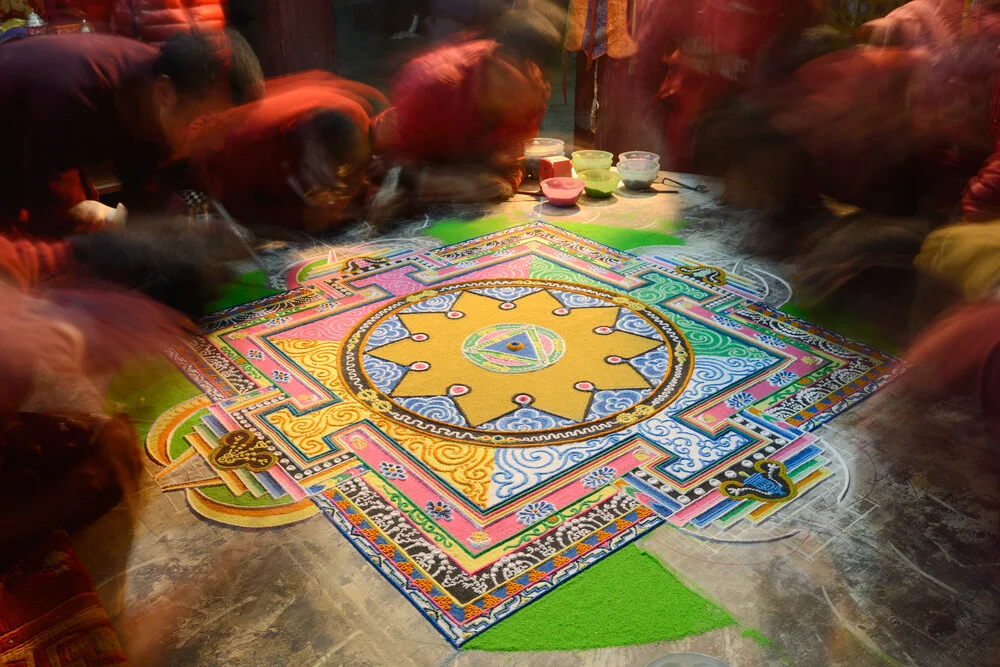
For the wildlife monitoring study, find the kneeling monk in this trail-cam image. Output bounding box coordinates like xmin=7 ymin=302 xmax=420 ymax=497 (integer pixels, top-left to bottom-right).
xmin=184 ymin=73 xmax=385 ymax=233
xmin=0 ymin=31 xmax=263 ymax=238
xmin=372 ymin=4 xmax=562 ymax=211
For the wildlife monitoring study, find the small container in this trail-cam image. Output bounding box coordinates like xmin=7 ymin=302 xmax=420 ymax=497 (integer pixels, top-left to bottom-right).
xmin=619 ymin=150 xmax=660 ymax=165
xmin=540 ymin=156 xmax=573 ymax=181
xmin=571 ymin=150 xmax=614 ymax=173
xmin=541 ymin=177 xmax=585 ymax=207
xmin=524 ymin=138 xmax=565 ymax=177
xmin=618 ymin=158 xmax=660 ymax=190
xmin=578 ymin=169 xmax=620 ymax=198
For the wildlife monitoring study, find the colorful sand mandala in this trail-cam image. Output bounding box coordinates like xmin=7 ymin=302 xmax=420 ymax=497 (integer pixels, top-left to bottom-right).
xmin=147 ymin=222 xmax=903 ymax=645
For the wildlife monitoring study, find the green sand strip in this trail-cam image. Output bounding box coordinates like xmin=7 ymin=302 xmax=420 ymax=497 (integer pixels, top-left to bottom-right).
xmin=106 ymin=355 xmax=201 ymax=442
xmin=742 ymin=627 xmax=775 ymax=648
xmin=464 ymin=545 xmax=734 ymax=651
xmin=205 ymin=269 xmax=281 ymax=314
xmin=427 ymin=215 xmax=685 ymax=250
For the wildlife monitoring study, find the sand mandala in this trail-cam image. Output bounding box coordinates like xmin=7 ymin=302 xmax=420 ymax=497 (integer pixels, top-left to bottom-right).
xmin=342 ymin=280 xmax=693 ymax=445
xmin=148 ymin=223 xmax=903 ymax=645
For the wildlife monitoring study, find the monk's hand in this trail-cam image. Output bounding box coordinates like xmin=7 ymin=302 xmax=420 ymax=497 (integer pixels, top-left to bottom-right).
xmin=68 ymin=201 xmax=128 ymax=232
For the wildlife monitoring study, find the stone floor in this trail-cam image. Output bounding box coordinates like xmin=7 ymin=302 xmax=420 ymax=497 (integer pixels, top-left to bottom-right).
xmin=72 ymin=174 xmax=1000 ymax=666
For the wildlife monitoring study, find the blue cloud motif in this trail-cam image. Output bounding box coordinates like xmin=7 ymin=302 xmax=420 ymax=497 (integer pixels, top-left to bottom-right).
xmin=637 ymin=416 xmax=753 ymax=482
xmin=629 ymin=348 xmax=670 ymax=383
xmin=615 ymin=312 xmax=663 ymax=340
xmin=549 ymin=290 xmax=609 ymax=309
xmin=483 ymin=408 xmax=577 ymax=432
xmin=666 ymin=356 xmax=778 ymax=413
xmin=399 ymin=293 xmax=459 ymax=313
xmin=362 ymin=355 xmax=406 ymax=393
xmin=587 ymin=389 xmax=648 ymax=420
xmin=471 ymin=287 xmax=540 ymax=301
xmin=395 ymin=396 xmax=468 ymax=426
xmin=490 ymin=431 xmax=634 ymax=503
xmin=365 ymin=315 xmax=410 ymax=350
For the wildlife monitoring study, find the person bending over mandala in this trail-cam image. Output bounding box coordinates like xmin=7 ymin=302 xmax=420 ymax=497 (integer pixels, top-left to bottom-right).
xmin=0 ymin=221 xmax=242 ymax=568
xmin=180 ymin=71 xmax=387 ymax=234
xmin=368 ymin=4 xmax=563 ymax=223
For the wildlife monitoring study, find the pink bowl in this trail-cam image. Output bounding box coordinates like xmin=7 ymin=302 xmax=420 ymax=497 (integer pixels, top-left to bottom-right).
xmin=541 ymin=177 xmax=585 ymax=207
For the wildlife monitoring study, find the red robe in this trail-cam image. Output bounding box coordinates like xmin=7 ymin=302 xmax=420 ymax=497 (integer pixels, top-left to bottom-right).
xmin=907 ymin=302 xmax=1000 ymax=420
xmin=374 ymin=38 xmax=549 ymax=175
xmin=0 ymin=34 xmax=163 ymax=237
xmin=186 ymin=79 xmax=376 ymax=227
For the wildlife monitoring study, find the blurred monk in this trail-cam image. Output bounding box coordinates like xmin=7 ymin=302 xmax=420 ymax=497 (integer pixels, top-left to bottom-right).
xmin=371 ymin=4 xmax=562 ymax=217
xmin=183 ymin=72 xmax=387 ymax=234
xmin=0 ymin=218 xmax=244 ymax=568
xmin=0 ymin=30 xmax=262 ymax=238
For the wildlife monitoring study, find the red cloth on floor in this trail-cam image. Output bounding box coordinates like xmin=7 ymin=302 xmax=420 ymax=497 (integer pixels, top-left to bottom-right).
xmin=111 ymin=0 xmax=225 ymax=46
xmin=0 ymin=532 xmax=128 ymax=665
xmin=374 ymin=38 xmax=549 ymax=168
xmin=186 ymin=82 xmax=373 ymax=225
xmin=907 ymin=302 xmax=1000 ymax=419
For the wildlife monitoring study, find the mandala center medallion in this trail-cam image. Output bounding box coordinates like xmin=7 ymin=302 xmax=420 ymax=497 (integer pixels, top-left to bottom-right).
xmin=461 ymin=323 xmax=565 ymax=374
xmin=342 ymin=280 xmax=694 ymax=446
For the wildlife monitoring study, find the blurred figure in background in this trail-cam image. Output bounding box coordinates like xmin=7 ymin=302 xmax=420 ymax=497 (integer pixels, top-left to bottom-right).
xmin=648 ymin=0 xmax=825 ymax=171
xmin=0 ymin=30 xmax=262 ymax=238
xmin=711 ymin=32 xmax=1000 ymax=233
xmin=183 ymin=71 xmax=387 ymax=234
xmin=370 ymin=4 xmax=563 ymax=220
xmin=857 ymin=0 xmax=1000 ymax=47
xmin=44 ymin=0 xmax=228 ymax=40
xmin=111 ymin=0 xmax=226 ymax=45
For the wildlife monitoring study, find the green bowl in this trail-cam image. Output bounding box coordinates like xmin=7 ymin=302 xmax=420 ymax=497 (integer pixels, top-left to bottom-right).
xmin=571 ymin=150 xmax=614 ymax=172
xmin=578 ymin=168 xmax=621 ymax=198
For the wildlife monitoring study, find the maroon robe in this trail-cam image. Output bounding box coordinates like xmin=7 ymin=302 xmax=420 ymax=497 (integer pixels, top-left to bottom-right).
xmin=0 ymin=34 xmax=165 ymax=237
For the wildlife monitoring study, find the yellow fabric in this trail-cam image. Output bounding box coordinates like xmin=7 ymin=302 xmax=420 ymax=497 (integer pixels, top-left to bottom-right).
xmin=915 ymin=221 xmax=1000 ymax=300
xmin=606 ymin=0 xmax=638 ymax=59
xmin=564 ymin=0 xmax=638 ymax=59
xmin=1 ymin=17 xmax=25 ymax=32
xmin=564 ymin=0 xmax=589 ymax=52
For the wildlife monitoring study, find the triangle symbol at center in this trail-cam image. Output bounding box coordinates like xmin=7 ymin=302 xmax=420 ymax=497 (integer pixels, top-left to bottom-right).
xmin=483 ymin=330 xmax=538 ymax=359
